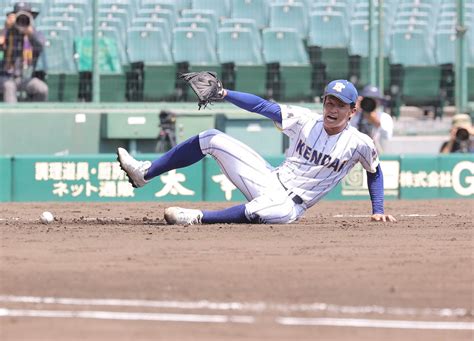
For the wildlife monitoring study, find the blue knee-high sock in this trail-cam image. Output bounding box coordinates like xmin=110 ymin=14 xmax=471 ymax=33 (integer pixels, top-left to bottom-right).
xmin=202 ymin=204 xmax=250 ymax=224
xmin=144 ymin=135 xmax=204 ymax=180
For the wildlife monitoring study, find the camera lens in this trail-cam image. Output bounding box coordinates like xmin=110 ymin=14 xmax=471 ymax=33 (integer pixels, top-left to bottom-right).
xmin=455 ymin=128 xmax=469 ymax=141
xmin=360 ymin=97 xmax=376 ymax=112
xmin=15 ymin=11 xmax=32 ymax=29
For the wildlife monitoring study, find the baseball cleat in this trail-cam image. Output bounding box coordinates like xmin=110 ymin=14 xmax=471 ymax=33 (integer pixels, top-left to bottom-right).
xmin=116 ymin=147 xmax=151 ymax=188
xmin=164 ymin=207 xmax=203 ymax=225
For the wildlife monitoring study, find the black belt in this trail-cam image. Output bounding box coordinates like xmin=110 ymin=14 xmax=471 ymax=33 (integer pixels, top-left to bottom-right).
xmin=276 ymin=173 xmax=304 ymax=205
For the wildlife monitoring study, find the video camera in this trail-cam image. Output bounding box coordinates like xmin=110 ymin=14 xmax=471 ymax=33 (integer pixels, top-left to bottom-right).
xmin=155 ymin=110 xmax=177 ymax=153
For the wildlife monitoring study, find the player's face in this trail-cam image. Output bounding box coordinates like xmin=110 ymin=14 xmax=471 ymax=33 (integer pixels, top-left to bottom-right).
xmin=323 ymin=95 xmax=356 ymax=135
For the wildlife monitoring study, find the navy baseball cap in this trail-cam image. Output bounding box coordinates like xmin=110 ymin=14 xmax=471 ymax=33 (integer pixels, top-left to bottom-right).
xmin=323 ymin=79 xmax=358 ymax=104
xmin=8 ymin=2 xmax=39 ymax=18
xmin=360 ymin=85 xmax=384 ymax=100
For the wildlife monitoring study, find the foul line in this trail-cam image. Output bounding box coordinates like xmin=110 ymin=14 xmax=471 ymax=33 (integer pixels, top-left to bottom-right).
xmin=0 ymin=308 xmax=472 ymax=331
xmin=333 ymin=214 xmax=438 ymax=218
xmin=0 ymin=308 xmax=254 ymax=324
xmin=0 ymin=295 xmax=471 ymax=318
xmin=276 ymin=317 xmax=474 ymax=330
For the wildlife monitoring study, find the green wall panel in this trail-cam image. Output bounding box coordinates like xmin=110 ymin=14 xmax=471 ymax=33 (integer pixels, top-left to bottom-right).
xmin=400 ymin=154 xmax=474 ymax=199
xmin=4 ymin=154 xmax=474 ymax=202
xmin=0 ymin=113 xmax=102 ymax=154
xmin=0 ymin=156 xmax=12 ymax=202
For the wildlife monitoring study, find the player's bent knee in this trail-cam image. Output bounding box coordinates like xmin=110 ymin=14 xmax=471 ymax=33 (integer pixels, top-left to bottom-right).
xmin=199 ymin=129 xmax=230 ymax=154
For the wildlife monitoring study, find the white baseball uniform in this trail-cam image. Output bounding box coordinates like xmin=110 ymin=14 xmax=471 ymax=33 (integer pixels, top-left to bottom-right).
xmin=199 ymin=104 xmax=379 ymax=224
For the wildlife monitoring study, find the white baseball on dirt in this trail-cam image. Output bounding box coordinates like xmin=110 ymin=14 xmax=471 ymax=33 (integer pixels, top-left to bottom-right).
xmin=40 ymin=211 xmax=54 ymax=224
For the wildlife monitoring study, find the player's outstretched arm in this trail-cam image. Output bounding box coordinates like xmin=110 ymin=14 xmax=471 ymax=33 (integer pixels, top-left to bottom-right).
xmin=223 ymin=89 xmax=282 ymax=124
xmin=367 ymin=165 xmax=397 ymax=223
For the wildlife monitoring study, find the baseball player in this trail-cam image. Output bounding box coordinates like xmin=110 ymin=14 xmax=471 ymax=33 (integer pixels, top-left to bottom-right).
xmin=117 ymin=77 xmax=396 ymax=225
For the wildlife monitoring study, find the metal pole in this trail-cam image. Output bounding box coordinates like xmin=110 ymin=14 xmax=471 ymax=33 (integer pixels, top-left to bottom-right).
xmin=455 ymin=0 xmax=467 ymax=113
xmin=368 ymin=0 xmax=376 ymax=85
xmin=92 ymin=0 xmax=100 ymax=102
xmin=378 ymin=0 xmax=384 ymax=94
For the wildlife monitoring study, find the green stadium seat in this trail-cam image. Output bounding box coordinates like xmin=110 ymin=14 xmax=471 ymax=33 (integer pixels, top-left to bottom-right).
xmin=269 ymin=3 xmax=307 ymax=39
xmin=390 ymin=29 xmax=436 ymax=66
xmin=311 ymin=2 xmax=349 ymax=21
xmin=191 ymin=0 xmax=230 ymax=19
xmin=131 ymin=17 xmax=172 ymax=45
xmin=140 ymin=0 xmax=177 ymax=17
xmin=97 ymin=8 xmax=129 ymax=36
xmin=47 ymin=7 xmax=85 ymax=27
xmin=52 ymin=0 xmax=91 ymax=19
xmin=273 ymin=0 xmax=310 ymax=12
xmin=37 ymin=26 xmax=78 ymax=102
xmin=220 ymin=18 xmax=261 ymax=47
xmin=174 ymin=0 xmax=192 ymax=11
xmin=99 ymin=0 xmax=135 ymax=17
xmin=181 ymin=9 xmax=218 ymax=33
xmin=176 ymin=18 xmax=216 ymax=47
xmin=172 ymin=27 xmax=218 ymax=65
xmin=262 ymin=28 xmax=309 ymax=65
xmin=136 ymin=8 xmax=175 ymax=27
xmin=217 ymin=28 xmax=265 ymax=96
xmin=349 ymin=20 xmax=370 ymax=57
xmin=127 ymin=27 xmax=172 ymax=64
xmin=42 ymin=35 xmax=76 ymax=73
xmin=94 ymin=17 xmax=127 ymax=41
xmin=435 ymin=29 xmax=456 ymax=65
xmin=230 ymin=0 xmax=269 ymax=29
xmin=38 ymin=16 xmax=81 ymax=34
xmin=217 ymin=28 xmax=262 ymax=65
xmin=262 ymin=28 xmax=312 ymax=100
xmin=308 ymin=11 xmax=349 ymax=48
xmin=308 ymin=11 xmax=350 ymax=83
xmin=349 ymin=20 xmax=390 ymax=57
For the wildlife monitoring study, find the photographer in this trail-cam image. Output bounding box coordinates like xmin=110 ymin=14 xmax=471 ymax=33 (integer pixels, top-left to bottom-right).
xmin=440 ymin=113 xmax=473 ymax=154
xmin=0 ymin=2 xmax=48 ymax=103
xmin=350 ymin=85 xmax=393 ymax=153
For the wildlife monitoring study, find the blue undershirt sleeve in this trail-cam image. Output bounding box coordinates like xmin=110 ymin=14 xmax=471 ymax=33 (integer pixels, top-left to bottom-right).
xmin=366 ymin=164 xmax=384 ymax=214
xmin=225 ymin=90 xmax=282 ymax=124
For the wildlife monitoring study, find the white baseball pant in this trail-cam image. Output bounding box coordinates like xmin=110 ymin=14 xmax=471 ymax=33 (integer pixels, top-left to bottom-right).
xmin=199 ymin=129 xmax=306 ymax=224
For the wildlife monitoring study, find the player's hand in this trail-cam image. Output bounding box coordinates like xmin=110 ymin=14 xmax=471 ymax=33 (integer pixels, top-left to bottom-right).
xmin=365 ymin=110 xmax=381 ymax=127
xmin=371 ymin=213 xmax=396 ymax=222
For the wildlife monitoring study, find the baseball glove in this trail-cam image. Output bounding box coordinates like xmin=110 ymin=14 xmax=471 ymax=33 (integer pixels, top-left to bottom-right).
xmin=179 ymin=71 xmax=224 ymax=109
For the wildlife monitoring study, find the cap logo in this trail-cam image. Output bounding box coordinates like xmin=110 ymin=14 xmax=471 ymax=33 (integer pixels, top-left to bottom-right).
xmin=332 ymin=82 xmax=345 ymax=93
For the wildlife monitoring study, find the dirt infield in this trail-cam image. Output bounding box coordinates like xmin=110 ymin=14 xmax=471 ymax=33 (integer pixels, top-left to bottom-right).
xmin=0 ymin=199 xmax=472 ymax=340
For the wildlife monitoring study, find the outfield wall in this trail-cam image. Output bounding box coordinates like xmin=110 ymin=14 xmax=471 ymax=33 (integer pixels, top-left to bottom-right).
xmin=1 ymin=154 xmax=472 ymax=202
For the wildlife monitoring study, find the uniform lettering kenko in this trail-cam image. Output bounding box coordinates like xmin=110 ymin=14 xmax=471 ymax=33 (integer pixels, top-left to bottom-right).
xmin=118 ymin=78 xmax=396 ymax=225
